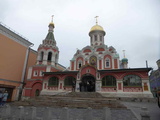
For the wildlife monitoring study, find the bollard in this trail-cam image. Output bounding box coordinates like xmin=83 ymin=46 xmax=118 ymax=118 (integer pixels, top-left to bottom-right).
xmin=18 ymin=106 xmax=24 ymax=119
xmin=87 ymin=107 xmax=93 ymax=120
xmin=31 ymin=106 xmax=37 ymax=120
xmin=44 ymin=107 xmax=52 ymax=120
xmin=140 ymin=107 xmax=150 ymax=120
xmin=5 ymin=105 xmax=11 ymax=118
xmin=61 ymin=107 xmax=69 ymax=120
xmin=104 ymin=107 xmax=111 ymax=120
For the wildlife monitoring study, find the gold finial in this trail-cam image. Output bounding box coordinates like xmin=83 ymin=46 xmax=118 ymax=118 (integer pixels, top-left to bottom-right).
xmin=95 ymin=16 xmax=99 ymax=25
xmin=51 ymin=15 xmax=54 ymax=23
xmin=123 ymin=50 xmax=126 ymax=58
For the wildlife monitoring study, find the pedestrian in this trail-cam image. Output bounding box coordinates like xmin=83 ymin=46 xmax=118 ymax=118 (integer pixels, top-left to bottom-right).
xmin=1 ymin=91 xmax=8 ymax=106
xmin=0 ymin=90 xmax=3 ymax=106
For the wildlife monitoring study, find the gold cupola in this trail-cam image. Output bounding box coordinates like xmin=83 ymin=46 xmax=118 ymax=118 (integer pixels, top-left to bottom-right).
xmin=90 ymin=24 xmax=104 ymax=32
xmin=49 ymin=15 xmax=55 ymax=28
xmin=89 ymin=16 xmax=106 ymax=46
xmin=89 ymin=16 xmax=105 ymax=35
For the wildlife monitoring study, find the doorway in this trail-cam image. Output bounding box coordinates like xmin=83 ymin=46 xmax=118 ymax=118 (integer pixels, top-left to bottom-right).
xmin=79 ymin=75 xmax=95 ymax=92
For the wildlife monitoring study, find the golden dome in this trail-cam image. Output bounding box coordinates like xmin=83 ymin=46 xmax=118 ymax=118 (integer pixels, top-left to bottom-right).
xmin=90 ymin=24 xmax=104 ymax=32
xmin=49 ymin=22 xmax=54 ymax=26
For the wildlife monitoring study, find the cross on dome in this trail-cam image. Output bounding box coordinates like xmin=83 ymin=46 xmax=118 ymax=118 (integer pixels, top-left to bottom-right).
xmin=123 ymin=50 xmax=126 ymax=58
xmin=51 ymin=15 xmax=54 ymax=23
xmin=95 ymin=16 xmax=99 ymax=25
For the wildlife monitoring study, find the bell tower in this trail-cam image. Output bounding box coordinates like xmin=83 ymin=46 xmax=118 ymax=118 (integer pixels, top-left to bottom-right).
xmin=36 ymin=16 xmax=59 ymax=66
xmin=89 ymin=16 xmax=106 ymax=46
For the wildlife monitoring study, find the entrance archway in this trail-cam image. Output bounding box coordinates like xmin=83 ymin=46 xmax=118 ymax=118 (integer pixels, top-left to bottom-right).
xmin=79 ymin=75 xmax=95 ymax=92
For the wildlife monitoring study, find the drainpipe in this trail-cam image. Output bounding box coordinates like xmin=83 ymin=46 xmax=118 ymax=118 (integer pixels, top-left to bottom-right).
xmin=18 ymin=44 xmax=34 ymax=101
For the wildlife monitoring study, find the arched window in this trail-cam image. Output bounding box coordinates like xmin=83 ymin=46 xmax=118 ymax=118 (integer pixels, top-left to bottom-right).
xmin=78 ymin=60 xmax=82 ymax=69
xmin=48 ymin=77 xmax=59 ymax=86
xmin=64 ymin=76 xmax=76 ymax=86
xmin=100 ymin=36 xmax=102 ymax=41
xmin=35 ymin=89 xmax=40 ymax=96
xmin=95 ymin=35 xmax=97 ymax=41
xmin=105 ymin=58 xmax=110 ymax=68
xmin=102 ymin=75 xmax=116 ymax=86
xmin=123 ymin=75 xmax=142 ymax=87
xmin=47 ymin=52 xmax=52 ymax=61
xmin=40 ymin=51 xmax=44 ymax=61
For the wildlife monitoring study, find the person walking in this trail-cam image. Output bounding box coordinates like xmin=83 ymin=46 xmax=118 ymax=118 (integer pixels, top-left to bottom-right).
xmin=0 ymin=90 xmax=3 ymax=106
xmin=1 ymin=91 xmax=8 ymax=106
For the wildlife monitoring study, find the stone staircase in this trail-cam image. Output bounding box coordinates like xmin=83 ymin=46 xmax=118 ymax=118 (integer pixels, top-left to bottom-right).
xmin=12 ymin=92 xmax=126 ymax=109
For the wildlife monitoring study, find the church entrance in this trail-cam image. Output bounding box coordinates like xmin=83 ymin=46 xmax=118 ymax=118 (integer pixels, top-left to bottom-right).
xmin=79 ymin=75 xmax=95 ymax=92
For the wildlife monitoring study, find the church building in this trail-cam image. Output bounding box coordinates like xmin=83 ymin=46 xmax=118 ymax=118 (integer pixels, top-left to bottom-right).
xmin=24 ymin=17 xmax=152 ymax=98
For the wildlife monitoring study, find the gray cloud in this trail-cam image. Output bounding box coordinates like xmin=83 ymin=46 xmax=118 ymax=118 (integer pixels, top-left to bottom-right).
xmin=0 ymin=0 xmax=159 ymax=70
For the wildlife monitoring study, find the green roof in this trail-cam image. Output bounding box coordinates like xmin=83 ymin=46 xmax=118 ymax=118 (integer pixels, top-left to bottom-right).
xmin=45 ymin=32 xmax=55 ymax=41
xmin=122 ymin=58 xmax=128 ymax=62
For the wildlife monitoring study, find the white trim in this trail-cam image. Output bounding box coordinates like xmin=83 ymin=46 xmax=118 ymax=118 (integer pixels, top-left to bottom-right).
xmin=105 ymin=58 xmax=110 ymax=68
xmin=21 ymin=47 xmax=30 ymax=82
xmin=33 ymin=70 xmax=38 ymax=76
xmin=0 ymin=25 xmax=32 ymax=47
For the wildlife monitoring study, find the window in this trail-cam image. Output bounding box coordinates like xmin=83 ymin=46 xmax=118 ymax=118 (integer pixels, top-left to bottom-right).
xmin=100 ymin=36 xmax=102 ymax=41
xmin=86 ymin=69 xmax=90 ymax=73
xmin=102 ymin=76 xmax=116 ymax=86
xmin=47 ymin=52 xmax=52 ymax=61
xmin=105 ymin=58 xmax=110 ymax=68
xmin=48 ymin=77 xmax=59 ymax=86
xmin=95 ymin=35 xmax=97 ymax=41
xmin=33 ymin=71 xmax=38 ymax=76
xmin=79 ymin=63 xmax=82 ymax=68
xmin=40 ymin=51 xmax=44 ymax=61
xmin=39 ymin=71 xmax=44 ymax=76
xmin=123 ymin=75 xmax=142 ymax=87
xmin=35 ymin=89 xmax=40 ymax=96
xmin=64 ymin=76 xmax=76 ymax=86
xmin=78 ymin=60 xmax=82 ymax=69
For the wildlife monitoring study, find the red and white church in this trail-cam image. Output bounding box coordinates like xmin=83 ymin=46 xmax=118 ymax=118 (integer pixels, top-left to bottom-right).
xmin=24 ymin=18 xmax=152 ymax=98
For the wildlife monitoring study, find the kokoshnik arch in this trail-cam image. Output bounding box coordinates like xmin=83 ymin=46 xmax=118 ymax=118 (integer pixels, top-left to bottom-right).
xmin=24 ymin=17 xmax=152 ymax=98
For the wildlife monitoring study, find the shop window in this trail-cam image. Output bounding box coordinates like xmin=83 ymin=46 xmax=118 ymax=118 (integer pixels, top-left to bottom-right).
xmin=102 ymin=75 xmax=116 ymax=86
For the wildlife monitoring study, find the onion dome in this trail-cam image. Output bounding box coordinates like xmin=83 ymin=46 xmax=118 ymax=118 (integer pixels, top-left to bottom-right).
xmin=122 ymin=58 xmax=128 ymax=63
xmin=90 ymin=24 xmax=105 ymax=32
xmin=49 ymin=21 xmax=54 ymax=28
xmin=89 ymin=16 xmax=106 ymax=36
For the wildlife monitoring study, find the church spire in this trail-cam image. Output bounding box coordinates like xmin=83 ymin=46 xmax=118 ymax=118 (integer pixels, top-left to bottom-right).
xmin=45 ymin=15 xmax=56 ymax=45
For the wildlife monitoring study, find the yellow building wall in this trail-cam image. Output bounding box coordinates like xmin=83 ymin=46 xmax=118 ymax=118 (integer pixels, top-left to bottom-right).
xmin=0 ymin=34 xmax=27 ymax=81
xmin=0 ymin=33 xmax=29 ymax=101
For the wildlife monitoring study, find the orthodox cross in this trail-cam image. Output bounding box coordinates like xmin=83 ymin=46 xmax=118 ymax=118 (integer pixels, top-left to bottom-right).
xmin=123 ymin=50 xmax=126 ymax=58
xmin=51 ymin=15 xmax=54 ymax=22
xmin=95 ymin=16 xmax=99 ymax=25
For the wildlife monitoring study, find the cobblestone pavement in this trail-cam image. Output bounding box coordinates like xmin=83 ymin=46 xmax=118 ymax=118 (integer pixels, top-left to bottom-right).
xmin=0 ymin=105 xmax=138 ymax=120
xmin=122 ymin=101 xmax=160 ymax=120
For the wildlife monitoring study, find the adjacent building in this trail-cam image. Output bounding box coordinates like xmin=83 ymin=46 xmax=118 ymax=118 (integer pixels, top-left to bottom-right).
xmin=0 ymin=22 xmax=37 ymax=101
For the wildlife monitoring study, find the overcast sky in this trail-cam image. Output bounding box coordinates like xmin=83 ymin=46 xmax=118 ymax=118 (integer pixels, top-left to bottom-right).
xmin=0 ymin=0 xmax=160 ymax=70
